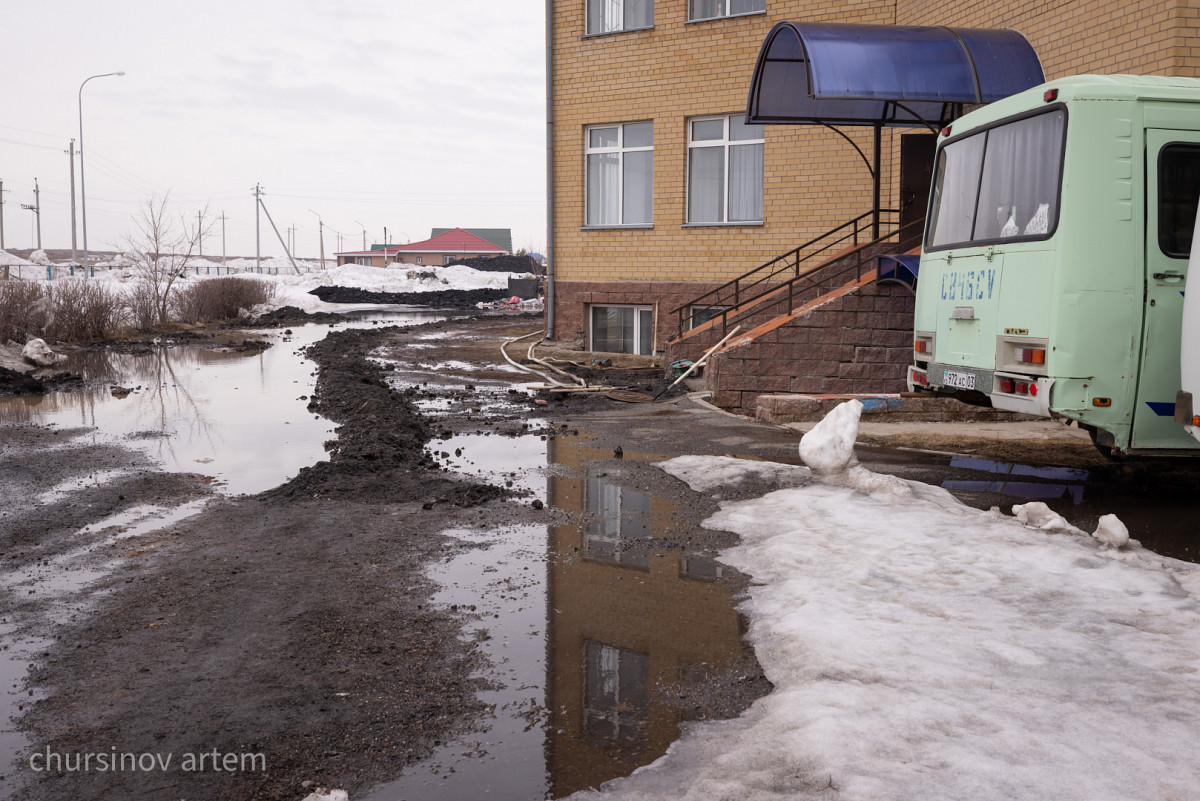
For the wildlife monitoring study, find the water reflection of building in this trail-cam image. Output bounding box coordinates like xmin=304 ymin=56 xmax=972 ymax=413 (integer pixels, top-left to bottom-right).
xmin=546 ymin=437 xmax=748 ymax=797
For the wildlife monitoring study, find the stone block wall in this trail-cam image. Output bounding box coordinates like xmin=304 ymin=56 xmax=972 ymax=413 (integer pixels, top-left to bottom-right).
xmin=705 ymin=282 xmax=916 ymax=415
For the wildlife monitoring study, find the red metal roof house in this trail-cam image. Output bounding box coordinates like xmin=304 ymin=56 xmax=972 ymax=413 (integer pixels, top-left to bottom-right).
xmin=335 ymin=227 xmax=508 ymax=267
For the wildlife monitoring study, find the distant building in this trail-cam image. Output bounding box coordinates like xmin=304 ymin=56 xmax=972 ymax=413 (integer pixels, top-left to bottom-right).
xmin=334 ymin=227 xmax=508 ymax=267
xmin=430 ymin=228 xmax=513 ymax=254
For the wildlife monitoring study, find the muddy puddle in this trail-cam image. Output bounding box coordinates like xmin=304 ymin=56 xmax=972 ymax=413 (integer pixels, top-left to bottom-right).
xmin=368 ymin=432 xmax=755 ymax=800
xmin=0 ymin=309 xmax=450 ymax=495
xmin=854 ymin=446 xmax=1200 ymax=563
xmin=0 ymin=308 xmax=455 ymax=782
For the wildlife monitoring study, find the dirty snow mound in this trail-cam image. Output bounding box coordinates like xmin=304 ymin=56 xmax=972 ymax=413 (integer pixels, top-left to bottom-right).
xmin=657 ymin=454 xmax=809 ymax=493
xmin=798 ymin=399 xmax=861 ymax=474
xmin=22 ymin=338 xmax=66 ymax=367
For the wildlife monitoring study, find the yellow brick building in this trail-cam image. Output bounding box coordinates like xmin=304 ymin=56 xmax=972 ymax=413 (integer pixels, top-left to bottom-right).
xmin=546 ymin=0 xmax=1200 ymax=354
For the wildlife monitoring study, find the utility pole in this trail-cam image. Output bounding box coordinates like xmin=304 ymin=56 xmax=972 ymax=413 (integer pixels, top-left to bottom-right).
xmin=0 ymin=180 xmax=6 ymax=279
xmin=254 ymin=184 xmax=262 ymax=273
xmin=197 ymin=210 xmax=204 ymax=257
xmin=68 ymin=141 xmax=78 ymax=264
xmin=220 ymin=211 xmax=227 ymax=264
xmin=21 ymin=179 xmax=41 ymax=251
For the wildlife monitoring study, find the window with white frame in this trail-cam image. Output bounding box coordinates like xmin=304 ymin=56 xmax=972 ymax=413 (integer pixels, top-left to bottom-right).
xmin=586 ymin=122 xmax=654 ymax=227
xmin=689 ymin=0 xmax=764 ymax=21
xmin=416 ymin=256 xmax=423 ymax=265
xmin=356 ymin=256 xmax=371 ymax=266
xmin=587 ymin=0 xmax=653 ymax=35
xmin=687 ymin=115 xmax=764 ymax=224
xmin=591 ymin=304 xmax=654 ymax=355
xmin=443 ymin=255 xmax=455 ymax=265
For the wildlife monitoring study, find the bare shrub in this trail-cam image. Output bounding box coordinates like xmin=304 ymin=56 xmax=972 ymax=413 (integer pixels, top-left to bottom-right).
xmin=122 ymin=194 xmax=211 ymax=328
xmin=0 ymin=280 xmax=51 ymax=343
xmin=125 ymin=280 xmax=164 ymax=331
xmin=45 ymin=279 xmax=126 ymax=342
xmin=173 ymin=277 xmax=277 ymax=323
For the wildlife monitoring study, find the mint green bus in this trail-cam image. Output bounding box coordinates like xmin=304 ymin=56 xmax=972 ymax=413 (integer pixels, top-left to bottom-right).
xmin=910 ymin=75 xmax=1200 ymax=457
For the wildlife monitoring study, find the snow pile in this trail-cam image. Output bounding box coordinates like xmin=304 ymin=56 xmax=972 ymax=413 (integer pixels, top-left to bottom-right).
xmin=798 ymin=398 xmax=861 ymax=473
xmin=75 ymin=259 xmax=526 ymax=314
xmin=578 ymin=408 xmax=1200 ymax=800
xmin=21 ymin=338 xmax=65 ymax=367
xmin=0 ymin=248 xmax=36 ymax=267
xmin=28 ymin=249 xmax=49 ymax=266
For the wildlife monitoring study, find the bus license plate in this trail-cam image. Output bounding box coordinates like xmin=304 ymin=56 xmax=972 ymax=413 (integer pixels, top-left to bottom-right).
xmin=943 ymin=370 xmax=976 ymax=390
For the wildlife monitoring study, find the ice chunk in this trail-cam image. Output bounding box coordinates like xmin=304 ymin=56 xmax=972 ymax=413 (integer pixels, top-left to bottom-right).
xmin=1092 ymin=513 xmax=1129 ymax=548
xmin=21 ymin=337 xmax=65 ymax=367
xmin=798 ymin=399 xmax=862 ymax=474
xmin=1012 ymin=501 xmax=1082 ymax=535
xmin=300 ymin=789 xmax=348 ymax=801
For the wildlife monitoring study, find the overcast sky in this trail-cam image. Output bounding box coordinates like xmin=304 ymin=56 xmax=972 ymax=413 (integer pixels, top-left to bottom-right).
xmin=2 ymin=1 xmax=546 ymax=260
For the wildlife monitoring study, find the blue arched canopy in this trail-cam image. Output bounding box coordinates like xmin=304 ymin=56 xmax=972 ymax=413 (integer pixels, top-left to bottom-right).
xmin=746 ymin=22 xmax=1044 ymax=129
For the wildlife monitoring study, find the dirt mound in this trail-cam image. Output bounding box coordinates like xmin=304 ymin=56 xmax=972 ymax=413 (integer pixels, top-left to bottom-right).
xmin=263 ymin=326 xmax=511 ymax=505
xmin=308 ymin=286 xmax=510 ymax=308
xmin=0 ymin=366 xmax=45 ymax=395
xmin=248 ymin=305 xmax=347 ymax=326
xmin=453 ymin=254 xmax=540 ymax=274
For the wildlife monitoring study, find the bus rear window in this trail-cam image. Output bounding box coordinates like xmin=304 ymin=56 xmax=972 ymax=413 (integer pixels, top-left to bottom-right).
xmin=927 ymin=109 xmax=1066 ymax=249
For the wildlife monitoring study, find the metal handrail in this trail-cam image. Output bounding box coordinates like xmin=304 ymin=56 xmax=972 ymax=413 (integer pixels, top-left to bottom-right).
xmin=672 ymin=209 xmax=901 ymax=338
xmin=675 ymin=216 xmax=923 ymax=343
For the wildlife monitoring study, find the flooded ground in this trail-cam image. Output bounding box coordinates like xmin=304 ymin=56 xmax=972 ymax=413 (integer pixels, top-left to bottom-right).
xmin=0 ymin=309 xmax=450 ymax=495
xmin=363 ymin=429 xmax=763 ymax=800
xmin=1 ymin=312 xmax=1197 ymax=800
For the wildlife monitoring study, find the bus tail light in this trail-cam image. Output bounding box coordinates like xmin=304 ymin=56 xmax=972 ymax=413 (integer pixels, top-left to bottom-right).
xmin=1000 ymin=378 xmax=1014 ymax=393
xmin=1028 ymin=383 xmax=1038 ymax=397
xmin=1044 ymin=88 xmax=1058 ymax=102
xmin=914 ymin=333 xmax=935 ymax=360
xmin=912 ymin=371 xmax=929 ymax=387
xmin=1093 ymin=397 xmax=1112 ymax=407
xmin=1017 ymin=348 xmax=1046 ymax=365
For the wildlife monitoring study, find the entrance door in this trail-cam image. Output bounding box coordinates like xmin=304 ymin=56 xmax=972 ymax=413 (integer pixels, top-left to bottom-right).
xmin=1134 ymin=130 xmax=1200 ymax=449
xmin=900 ymin=133 xmax=938 ymax=242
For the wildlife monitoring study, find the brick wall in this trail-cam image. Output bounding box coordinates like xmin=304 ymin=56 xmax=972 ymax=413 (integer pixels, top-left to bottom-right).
xmin=551 ymin=278 xmax=724 ymax=347
xmin=705 ymin=281 xmax=916 ymax=414
xmin=549 ymin=0 xmax=1200 ymax=353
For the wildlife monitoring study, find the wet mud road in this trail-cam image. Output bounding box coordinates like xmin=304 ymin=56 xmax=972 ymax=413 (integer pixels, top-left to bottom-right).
xmin=1 ymin=313 xmax=1198 ymax=800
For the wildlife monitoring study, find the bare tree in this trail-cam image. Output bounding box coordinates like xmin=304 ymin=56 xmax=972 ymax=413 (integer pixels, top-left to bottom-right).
xmin=123 ymin=194 xmax=212 ymax=329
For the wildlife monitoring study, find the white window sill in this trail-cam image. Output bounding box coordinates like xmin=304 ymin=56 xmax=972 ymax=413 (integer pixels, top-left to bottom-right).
xmin=582 ymin=26 xmax=654 ymax=39
xmin=682 ymin=221 xmax=764 ymax=228
xmin=685 ymin=10 xmax=766 ymax=25
xmin=581 ymin=224 xmax=654 ymax=230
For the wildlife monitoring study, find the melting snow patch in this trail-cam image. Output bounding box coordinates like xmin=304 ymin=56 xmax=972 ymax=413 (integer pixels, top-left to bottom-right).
xmin=604 ymin=409 xmax=1200 ymax=800
xmin=657 ymin=454 xmax=809 ymax=493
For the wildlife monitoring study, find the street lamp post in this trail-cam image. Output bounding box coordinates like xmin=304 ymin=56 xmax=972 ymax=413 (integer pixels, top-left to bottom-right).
xmin=354 ymin=220 xmax=367 ymax=251
xmin=79 ymin=71 xmax=125 ymax=277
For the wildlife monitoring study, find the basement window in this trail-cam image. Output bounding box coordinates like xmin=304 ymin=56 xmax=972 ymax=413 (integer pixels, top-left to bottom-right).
xmin=590 ymin=304 xmax=653 ymax=355
xmin=689 ymin=305 xmax=725 ymax=328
